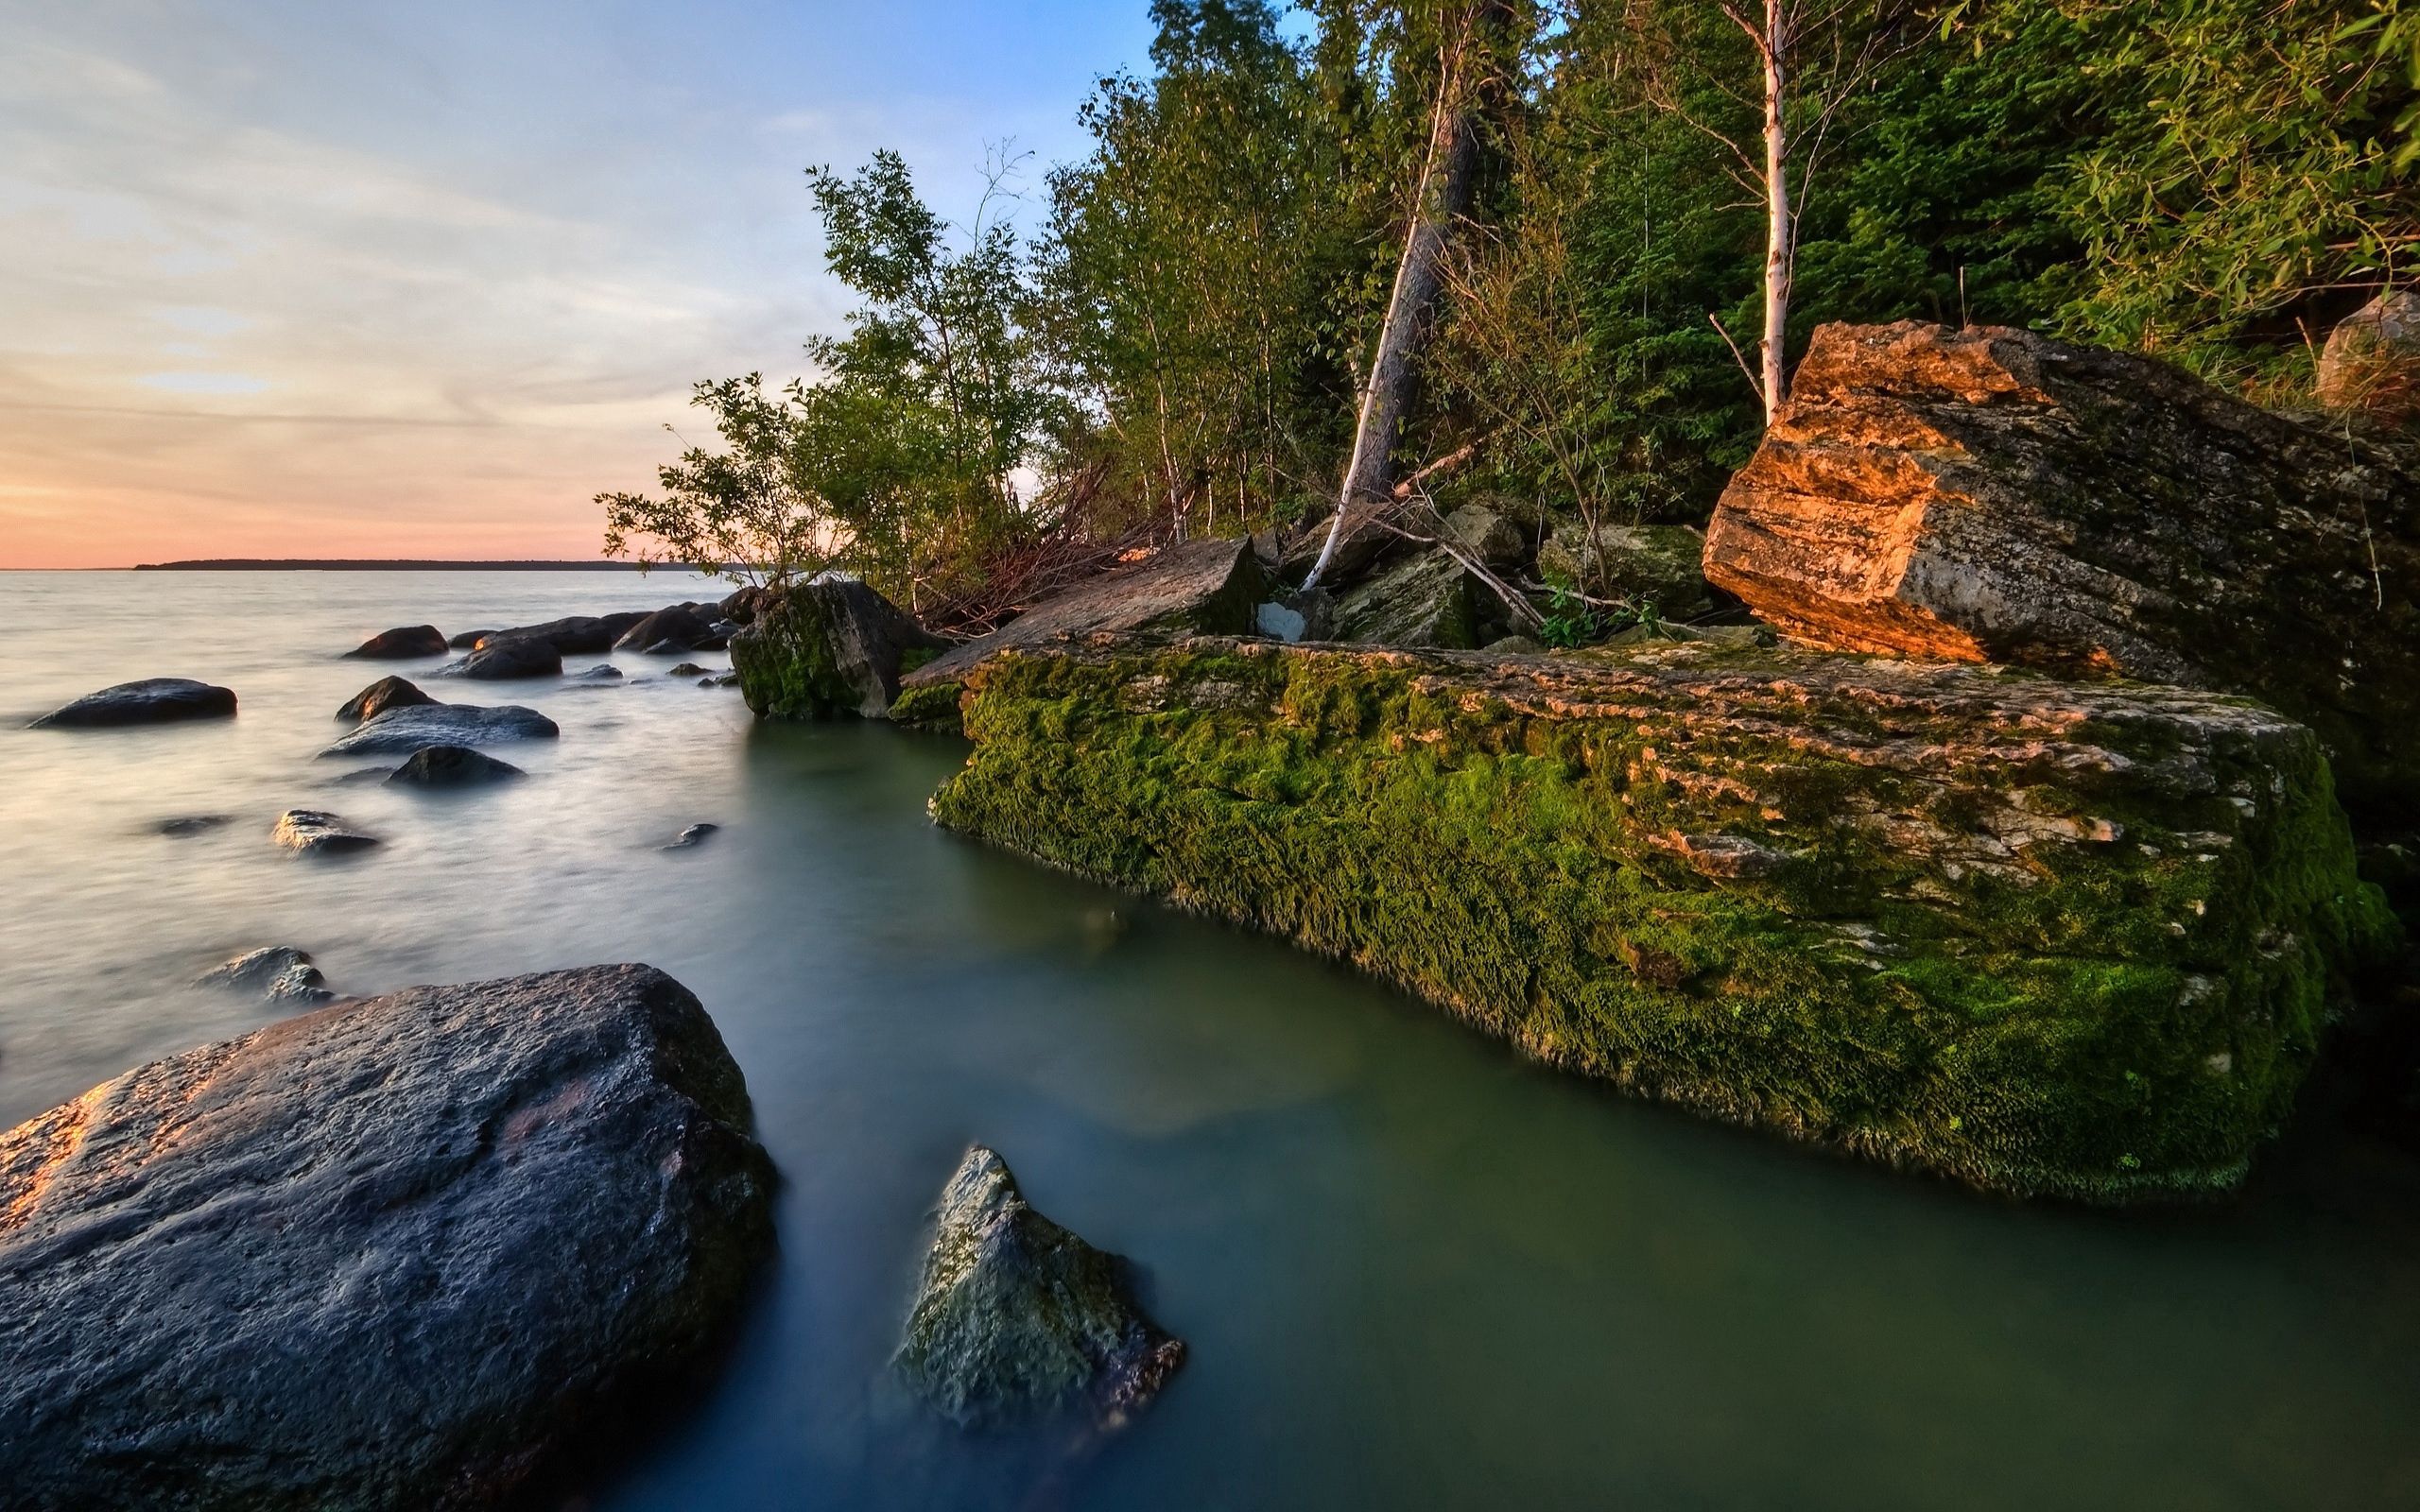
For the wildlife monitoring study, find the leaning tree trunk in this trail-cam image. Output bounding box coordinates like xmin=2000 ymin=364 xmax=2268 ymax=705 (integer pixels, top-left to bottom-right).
xmin=1301 ymin=9 xmax=1498 ymax=592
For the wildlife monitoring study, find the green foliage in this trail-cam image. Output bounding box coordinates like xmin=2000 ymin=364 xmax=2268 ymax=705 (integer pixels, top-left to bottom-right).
xmin=598 ymin=373 xmax=831 ymax=589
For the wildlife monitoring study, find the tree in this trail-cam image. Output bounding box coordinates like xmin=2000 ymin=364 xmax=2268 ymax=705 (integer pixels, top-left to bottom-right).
xmin=598 ymin=374 xmax=832 ymax=589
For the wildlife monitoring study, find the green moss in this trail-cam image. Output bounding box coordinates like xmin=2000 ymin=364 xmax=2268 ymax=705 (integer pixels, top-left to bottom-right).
xmin=888 ymin=679 xmax=967 ymax=734
xmin=929 ymin=643 xmax=2398 ymax=1202
xmin=730 ymin=589 xmax=851 ymax=720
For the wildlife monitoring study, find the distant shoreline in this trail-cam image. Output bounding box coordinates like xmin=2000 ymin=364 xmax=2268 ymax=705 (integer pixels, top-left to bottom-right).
xmin=130 ymin=559 xmax=668 ymax=572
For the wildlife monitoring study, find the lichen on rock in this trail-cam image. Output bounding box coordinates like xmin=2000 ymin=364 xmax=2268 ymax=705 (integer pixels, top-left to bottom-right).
xmin=927 ymin=639 xmax=2397 ymax=1202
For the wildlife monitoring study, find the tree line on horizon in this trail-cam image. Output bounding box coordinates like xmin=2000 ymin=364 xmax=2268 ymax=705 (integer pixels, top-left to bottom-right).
xmin=602 ymin=0 xmax=2420 ymax=623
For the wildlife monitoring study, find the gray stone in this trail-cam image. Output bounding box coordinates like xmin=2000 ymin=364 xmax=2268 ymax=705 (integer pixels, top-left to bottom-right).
xmin=574 ymin=663 xmax=624 ymax=681
xmin=448 ymin=627 xmax=499 ymax=650
xmin=1332 ymin=549 xmax=1478 ymax=649
xmin=1538 ymin=523 xmax=1713 ymax=618
xmin=344 ymin=626 xmax=447 ymax=660
xmin=156 ymin=815 xmax=233 ymax=837
xmin=614 ymin=605 xmax=717 ymax=655
xmin=895 ymin=1146 xmax=1184 ymax=1432
xmin=387 ymin=745 xmax=526 ymax=788
xmin=1441 ymin=505 xmax=1526 ymax=567
xmin=908 ymin=539 xmax=1267 ymax=689
xmin=320 ymin=702 xmax=559 ymax=758
xmin=271 ymin=809 xmax=380 ymax=855
xmin=194 ymin=946 xmax=333 ymax=1005
xmin=337 ymin=675 xmax=438 ymax=723
xmin=477 ymin=612 xmax=650 ymax=656
xmin=458 ymin=636 xmax=563 ymax=680
xmin=31 ymin=679 xmax=235 ymax=730
xmin=0 ymin=964 xmax=775 ymax=1512
xmin=662 ymin=822 xmax=719 ymax=850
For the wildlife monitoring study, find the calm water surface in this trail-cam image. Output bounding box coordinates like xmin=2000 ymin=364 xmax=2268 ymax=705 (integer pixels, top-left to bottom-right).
xmin=2 ymin=570 xmax=2416 ymax=1511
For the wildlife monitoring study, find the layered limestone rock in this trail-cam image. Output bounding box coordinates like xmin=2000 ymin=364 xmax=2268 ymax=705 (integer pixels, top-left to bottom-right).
xmin=927 ymin=639 xmax=2395 ymax=1201
xmin=1703 ymin=321 xmax=2420 ymax=824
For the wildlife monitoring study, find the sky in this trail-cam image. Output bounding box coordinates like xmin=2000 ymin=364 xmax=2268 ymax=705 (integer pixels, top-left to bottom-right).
xmin=0 ymin=0 xmax=1162 ymax=568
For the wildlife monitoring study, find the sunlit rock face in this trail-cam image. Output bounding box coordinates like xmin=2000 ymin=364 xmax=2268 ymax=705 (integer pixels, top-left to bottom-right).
xmin=0 ymin=964 xmax=775 ymax=1512
xmin=930 ymin=638 xmax=2397 ymax=1201
xmin=1703 ymin=320 xmax=2420 ymax=826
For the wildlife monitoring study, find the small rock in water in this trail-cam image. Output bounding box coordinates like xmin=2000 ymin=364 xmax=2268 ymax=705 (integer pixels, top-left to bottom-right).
xmin=31 ymin=679 xmax=236 ymax=730
xmin=668 ymin=662 xmax=710 ymax=678
xmin=344 ymin=625 xmax=447 ymax=660
xmin=194 ymin=946 xmax=333 ymax=1005
xmin=895 ymin=1145 xmax=1184 ymax=1432
xmin=663 ymin=822 xmax=719 ymax=850
xmin=271 ymin=809 xmax=380 ymax=855
xmin=700 ymin=673 xmax=739 ymax=688
xmin=156 ymin=815 xmax=233 ymax=837
xmin=387 ymin=745 xmax=525 ymax=788
xmin=575 ymin=663 xmax=624 ymax=681
xmin=320 ymin=701 xmax=559 ymax=757
xmin=457 ymin=636 xmax=563 ymax=680
xmin=337 ymin=675 xmax=439 ymax=723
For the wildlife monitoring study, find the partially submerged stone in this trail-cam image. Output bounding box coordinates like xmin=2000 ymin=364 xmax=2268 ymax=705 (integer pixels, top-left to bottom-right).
xmin=928 ymin=639 xmax=2396 ymax=1201
xmin=194 ymin=945 xmax=334 ymax=1005
xmin=478 ymin=612 xmax=649 ymax=656
xmin=272 ymin=809 xmax=380 ymax=854
xmin=614 ymin=604 xmax=721 ymax=654
xmin=320 ymin=701 xmax=559 ymax=757
xmin=731 ymin=576 xmax=945 ymax=720
xmin=1703 ymin=320 xmax=2420 ymax=825
xmin=896 ymin=1146 xmax=1184 ymax=1431
xmin=31 ymin=678 xmax=235 ymax=730
xmin=337 ymin=674 xmax=439 ymax=723
xmin=458 ymin=635 xmax=564 ymax=680
xmin=345 ymin=625 xmax=447 ymax=660
xmin=0 ymin=964 xmax=775 ymax=1511
xmin=387 ymin=744 xmax=526 ymax=787
xmin=907 ymin=538 xmax=1268 ymax=690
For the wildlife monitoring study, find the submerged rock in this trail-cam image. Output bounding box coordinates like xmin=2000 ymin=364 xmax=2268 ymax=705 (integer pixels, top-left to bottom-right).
xmin=0 ymin=964 xmax=776 ymax=1512
xmin=929 ymin=638 xmax=2399 ymax=1201
xmin=271 ymin=809 xmax=380 ymax=854
xmin=1703 ymin=320 xmax=2420 ymax=826
xmin=479 ymin=612 xmax=649 ymax=656
xmin=320 ymin=701 xmax=559 ymax=757
xmin=668 ymin=662 xmax=711 ymax=678
xmin=337 ymin=674 xmax=439 ymax=723
xmin=733 ymin=576 xmax=946 ymax=720
xmin=156 ymin=815 xmax=233 ymax=837
xmin=662 ymin=822 xmax=719 ymax=850
xmin=344 ymin=625 xmax=447 ymax=660
xmin=458 ymin=636 xmax=563 ymax=680
xmin=574 ymin=663 xmax=625 ymax=681
xmin=388 ymin=745 xmax=526 ymax=788
xmin=895 ymin=1146 xmax=1184 ymax=1431
xmin=194 ymin=945 xmax=333 ymax=1005
xmin=31 ymin=678 xmax=235 ymax=730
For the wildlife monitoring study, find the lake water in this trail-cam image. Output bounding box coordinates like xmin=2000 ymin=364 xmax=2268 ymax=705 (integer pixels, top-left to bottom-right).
xmin=2 ymin=569 xmax=2417 ymax=1510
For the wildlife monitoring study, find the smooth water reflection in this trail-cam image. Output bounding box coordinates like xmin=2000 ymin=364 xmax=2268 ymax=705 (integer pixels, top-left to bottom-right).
xmin=1 ymin=572 xmax=2415 ymax=1510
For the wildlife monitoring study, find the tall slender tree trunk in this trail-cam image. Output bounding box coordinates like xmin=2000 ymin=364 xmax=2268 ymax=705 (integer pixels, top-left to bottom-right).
xmin=1757 ymin=0 xmax=1791 ymax=423
xmin=1302 ymin=6 xmax=1501 ymax=592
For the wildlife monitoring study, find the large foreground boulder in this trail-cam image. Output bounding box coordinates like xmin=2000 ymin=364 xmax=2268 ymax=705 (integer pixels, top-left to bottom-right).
xmin=320 ymin=701 xmax=559 ymax=757
xmin=1703 ymin=320 xmax=2420 ymax=825
xmin=906 ymin=538 xmax=1268 ymax=691
xmin=731 ymin=576 xmax=946 ymax=720
xmin=31 ymin=678 xmax=235 ymax=730
xmin=0 ymin=964 xmax=774 ymax=1511
xmin=896 ymin=1146 xmax=1184 ymax=1431
xmin=345 ymin=625 xmax=448 ymax=660
xmin=928 ymin=639 xmax=2396 ymax=1201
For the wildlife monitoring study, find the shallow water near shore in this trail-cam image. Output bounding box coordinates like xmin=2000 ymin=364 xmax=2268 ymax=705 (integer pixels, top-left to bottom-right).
xmin=3 ymin=568 xmax=2417 ymax=1511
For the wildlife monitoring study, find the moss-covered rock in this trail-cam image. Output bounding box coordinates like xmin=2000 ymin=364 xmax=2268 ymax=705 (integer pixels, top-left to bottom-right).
xmin=929 ymin=640 xmax=2398 ymax=1201
xmin=1332 ymin=549 xmax=1479 ymax=648
xmin=730 ymin=577 xmax=942 ymax=721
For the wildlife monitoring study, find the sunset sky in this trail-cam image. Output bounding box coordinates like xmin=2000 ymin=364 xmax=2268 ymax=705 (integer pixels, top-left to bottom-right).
xmin=0 ymin=0 xmax=1158 ymax=568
